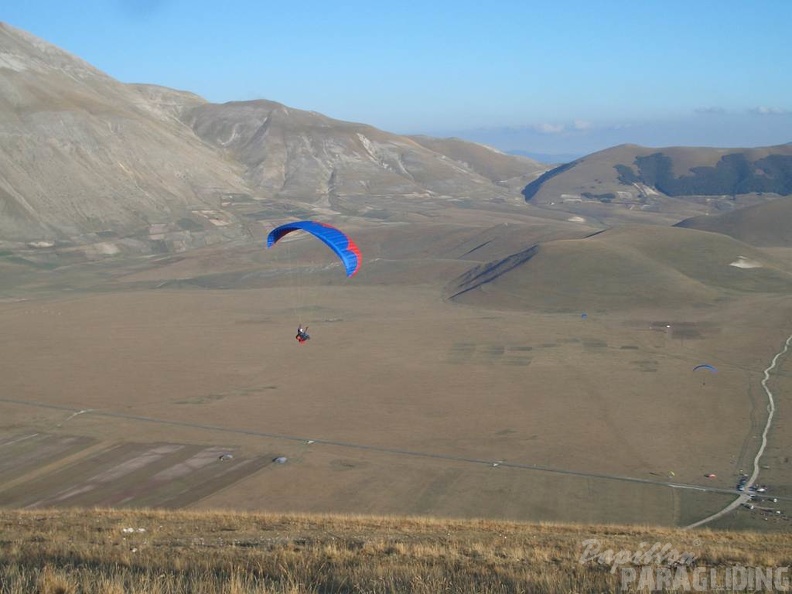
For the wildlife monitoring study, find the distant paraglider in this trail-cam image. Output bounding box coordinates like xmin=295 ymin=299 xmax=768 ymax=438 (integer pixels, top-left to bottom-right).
xmin=693 ymin=363 xmax=717 ymax=386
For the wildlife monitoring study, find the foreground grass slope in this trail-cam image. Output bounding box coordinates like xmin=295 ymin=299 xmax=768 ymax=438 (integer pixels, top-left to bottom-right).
xmin=2 ymin=509 xmax=791 ymax=593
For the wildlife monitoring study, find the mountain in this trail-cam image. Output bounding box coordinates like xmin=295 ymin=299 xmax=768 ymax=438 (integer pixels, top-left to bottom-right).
xmin=521 ymin=143 xmax=792 ymax=225
xmin=0 ymin=22 xmax=546 ymax=257
xmin=181 ymin=101 xmax=546 ymax=209
xmin=507 ymin=149 xmax=584 ymax=165
xmin=5 ymin=20 xmax=792 ymax=272
xmin=0 ymin=23 xmax=254 ymax=254
xmin=406 ymin=136 xmax=544 ymax=190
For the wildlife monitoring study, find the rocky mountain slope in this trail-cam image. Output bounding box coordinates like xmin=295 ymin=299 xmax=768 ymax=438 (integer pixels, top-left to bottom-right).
xmin=182 ymin=100 xmax=545 ymax=208
xmin=0 ymin=23 xmax=254 ymax=254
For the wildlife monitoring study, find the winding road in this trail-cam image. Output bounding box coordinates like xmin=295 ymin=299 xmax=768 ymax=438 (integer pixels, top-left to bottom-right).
xmin=685 ymin=333 xmax=792 ymax=529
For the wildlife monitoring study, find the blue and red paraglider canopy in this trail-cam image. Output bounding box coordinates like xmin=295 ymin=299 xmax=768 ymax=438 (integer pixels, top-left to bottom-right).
xmin=693 ymin=364 xmax=717 ymax=373
xmin=266 ymin=220 xmax=361 ymax=277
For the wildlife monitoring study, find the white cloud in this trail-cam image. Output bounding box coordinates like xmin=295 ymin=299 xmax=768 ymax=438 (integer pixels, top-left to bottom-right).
xmin=532 ymin=120 xmax=592 ymax=134
xmin=437 ymin=111 xmax=792 ymax=156
xmin=751 ymin=106 xmax=789 ymax=115
xmin=694 ymin=106 xmax=725 ymax=114
xmin=534 ymin=122 xmax=566 ymax=134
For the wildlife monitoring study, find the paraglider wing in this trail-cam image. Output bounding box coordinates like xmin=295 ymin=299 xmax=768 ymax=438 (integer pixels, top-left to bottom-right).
xmin=267 ymin=221 xmax=361 ymax=277
xmin=693 ymin=364 xmax=718 ymax=373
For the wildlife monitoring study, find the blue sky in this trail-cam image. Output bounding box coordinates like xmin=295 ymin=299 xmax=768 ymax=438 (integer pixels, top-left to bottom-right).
xmin=5 ymin=0 xmax=792 ymax=156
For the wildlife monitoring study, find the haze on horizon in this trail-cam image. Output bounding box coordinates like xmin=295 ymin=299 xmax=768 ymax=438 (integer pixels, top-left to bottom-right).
xmin=5 ymin=0 xmax=792 ymax=157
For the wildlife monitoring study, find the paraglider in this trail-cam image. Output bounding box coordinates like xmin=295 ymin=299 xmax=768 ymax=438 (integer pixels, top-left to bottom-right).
xmin=267 ymin=220 xmax=361 ymax=277
xmin=267 ymin=221 xmax=361 ymax=342
xmin=693 ymin=363 xmax=717 ymax=386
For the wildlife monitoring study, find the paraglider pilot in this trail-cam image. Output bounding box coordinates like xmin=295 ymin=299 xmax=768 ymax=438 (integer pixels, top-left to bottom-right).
xmin=296 ymin=325 xmax=310 ymax=343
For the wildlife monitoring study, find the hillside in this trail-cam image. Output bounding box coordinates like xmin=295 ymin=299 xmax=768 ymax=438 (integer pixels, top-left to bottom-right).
xmin=3 ymin=508 xmax=790 ymax=594
xmin=521 ymin=143 xmax=792 ymax=225
xmin=182 ymin=100 xmax=544 ymax=207
xmin=407 ymin=135 xmax=544 ymax=190
xmin=676 ymin=196 xmax=792 ymax=247
xmin=446 ymin=225 xmax=792 ymax=311
xmin=0 ymin=23 xmax=253 ymax=251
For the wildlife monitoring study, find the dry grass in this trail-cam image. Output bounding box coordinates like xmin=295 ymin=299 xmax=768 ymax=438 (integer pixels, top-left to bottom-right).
xmin=1 ymin=509 xmax=791 ymax=593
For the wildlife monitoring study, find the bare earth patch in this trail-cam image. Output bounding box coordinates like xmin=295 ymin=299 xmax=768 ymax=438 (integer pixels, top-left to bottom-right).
xmin=730 ymin=255 xmax=763 ymax=268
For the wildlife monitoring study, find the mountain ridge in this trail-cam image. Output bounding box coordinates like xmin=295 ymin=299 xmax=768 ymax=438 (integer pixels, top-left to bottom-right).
xmin=0 ymin=22 xmax=546 ymax=257
xmin=3 ymin=20 xmax=791 ymax=264
xmin=521 ymin=143 xmax=792 ymax=225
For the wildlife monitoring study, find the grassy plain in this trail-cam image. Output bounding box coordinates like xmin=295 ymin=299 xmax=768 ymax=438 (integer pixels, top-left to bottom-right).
xmin=1 ymin=216 xmax=791 ymax=532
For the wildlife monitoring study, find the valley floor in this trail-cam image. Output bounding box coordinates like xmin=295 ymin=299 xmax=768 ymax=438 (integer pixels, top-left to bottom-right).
xmin=1 ymin=248 xmax=791 ymax=530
